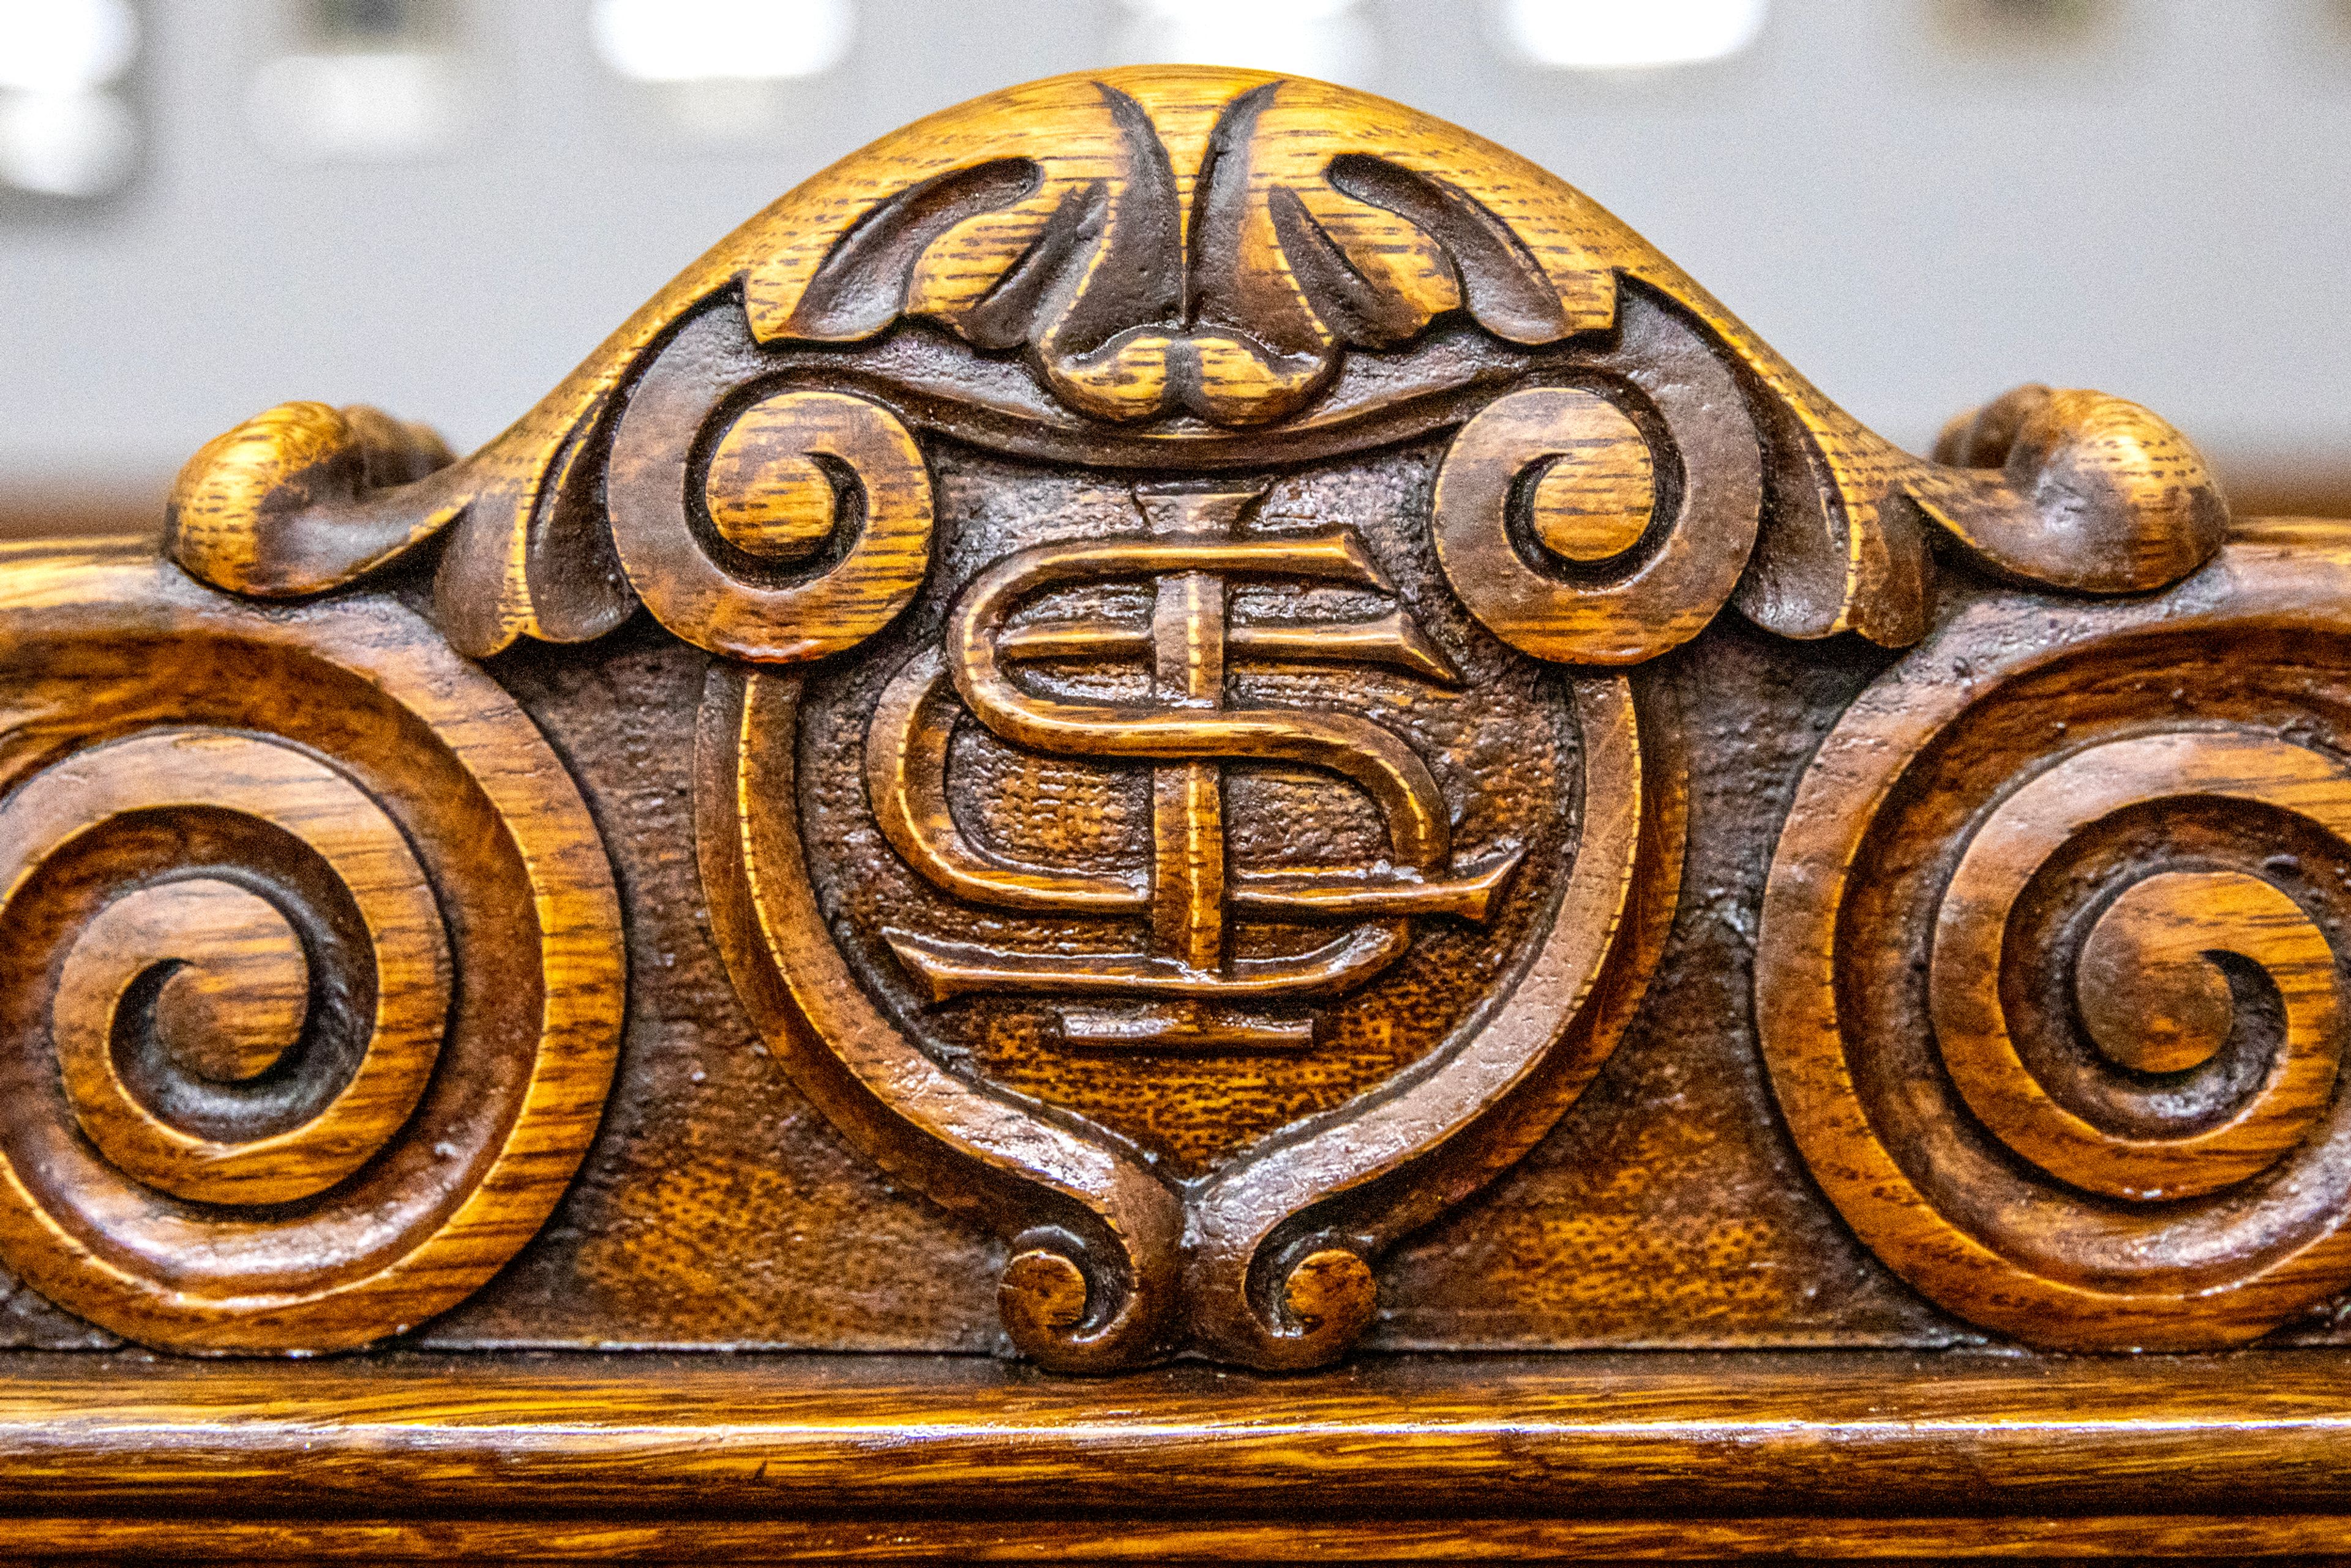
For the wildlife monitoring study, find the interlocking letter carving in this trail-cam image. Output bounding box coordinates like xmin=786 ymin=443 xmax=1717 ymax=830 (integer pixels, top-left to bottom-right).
xmin=869 ymin=487 xmax=1520 ymax=1049
xmin=701 ymin=465 xmax=1674 ymax=1367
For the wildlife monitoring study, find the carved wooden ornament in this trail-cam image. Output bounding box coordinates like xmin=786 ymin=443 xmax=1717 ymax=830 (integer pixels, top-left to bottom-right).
xmin=4 ymin=67 xmax=2278 ymax=1379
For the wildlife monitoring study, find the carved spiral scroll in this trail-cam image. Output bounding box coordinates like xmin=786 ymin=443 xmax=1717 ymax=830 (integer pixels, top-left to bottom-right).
xmin=1758 ymin=553 xmax=2351 ymax=1348
xmin=1929 ymin=733 xmax=2345 ymax=1204
xmin=1431 ymin=290 xmax=1761 ymax=667
xmin=0 ymin=552 xmax=623 ymax=1352
xmin=607 ymin=306 xmax=936 ymax=663
xmin=24 ymin=731 xmax=453 ymax=1207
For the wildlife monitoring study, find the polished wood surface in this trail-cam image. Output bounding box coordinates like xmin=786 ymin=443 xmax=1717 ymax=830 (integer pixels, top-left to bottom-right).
xmin=0 ymin=544 xmax=621 ymax=1353
xmin=4 ymin=1350 xmax=2351 ymax=1559
xmin=2 ymin=63 xmax=2344 ymax=1559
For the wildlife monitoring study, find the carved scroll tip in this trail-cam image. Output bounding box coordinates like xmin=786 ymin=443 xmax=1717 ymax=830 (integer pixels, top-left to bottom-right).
xmin=1920 ymin=383 xmax=2228 ymax=596
xmin=1000 ymin=1248 xmax=1091 ymax=1337
xmin=995 ymin=1228 xmax=1182 ymax=1373
xmin=1193 ymin=1242 xmax=1381 ymax=1370
xmin=166 ymin=400 xmax=465 ymax=599
xmin=1280 ymin=1247 xmax=1377 ymax=1340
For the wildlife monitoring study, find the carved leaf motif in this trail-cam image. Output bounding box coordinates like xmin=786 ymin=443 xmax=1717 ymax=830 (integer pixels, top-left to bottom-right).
xmin=157 ymin=66 xmax=2231 ymax=673
xmin=766 ymin=78 xmax=1584 ymax=427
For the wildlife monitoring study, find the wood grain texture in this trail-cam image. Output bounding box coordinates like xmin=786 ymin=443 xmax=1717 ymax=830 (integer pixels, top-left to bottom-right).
xmin=0 ymin=542 xmax=623 ymax=1352
xmin=165 ymin=400 xmax=460 ymax=595
xmin=1759 ymin=523 xmax=2351 ymax=1349
xmin=409 ymin=618 xmax=1007 ymax=1357
xmin=7 ymin=1515 xmax=2350 ymax=1564
xmin=265 ymin=592 xmax=1903 ymax=1360
xmin=40 ymin=740 xmax=452 ymax=1208
xmin=1930 ymin=381 xmax=2229 ymax=590
xmin=228 ymin=570 xmax=1906 ymax=1362
xmin=608 ymin=362 xmax=936 ymax=662
xmin=1430 ymin=306 xmax=1760 ymax=666
xmin=2 ymin=1349 xmax=2351 ymax=1560
xmin=13 ymin=60 xmax=2347 ymax=1559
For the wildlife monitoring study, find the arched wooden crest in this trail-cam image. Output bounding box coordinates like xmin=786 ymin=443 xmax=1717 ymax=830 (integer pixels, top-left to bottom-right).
xmin=38 ymin=65 xmax=2258 ymax=1370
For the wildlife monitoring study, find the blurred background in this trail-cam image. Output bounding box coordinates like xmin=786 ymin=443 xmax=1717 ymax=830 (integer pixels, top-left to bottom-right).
xmin=1 ymin=0 xmax=2345 ymax=539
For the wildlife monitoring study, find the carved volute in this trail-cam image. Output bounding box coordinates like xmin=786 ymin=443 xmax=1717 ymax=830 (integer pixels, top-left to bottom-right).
xmin=5 ymin=66 xmax=2314 ymax=1398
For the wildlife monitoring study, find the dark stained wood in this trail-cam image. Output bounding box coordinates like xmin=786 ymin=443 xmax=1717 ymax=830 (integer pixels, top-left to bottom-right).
xmin=1925 ymin=381 xmax=2229 ymax=591
xmin=609 ymin=366 xmax=937 ymax=662
xmin=157 ymin=67 xmax=2230 ymax=661
xmin=22 ymin=452 xmax=2351 ymax=550
xmin=2 ymin=61 xmax=2341 ymax=1561
xmin=695 ymin=501 xmax=1673 ymax=1368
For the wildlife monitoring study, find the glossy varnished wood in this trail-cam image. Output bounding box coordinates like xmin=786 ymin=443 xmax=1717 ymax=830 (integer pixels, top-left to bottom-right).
xmin=10 ymin=59 xmax=2340 ymax=1562
xmin=4 ymin=1350 xmax=2351 ymax=1549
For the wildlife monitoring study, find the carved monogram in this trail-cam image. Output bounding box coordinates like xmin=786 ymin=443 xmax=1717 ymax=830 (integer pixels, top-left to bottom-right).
xmin=0 ymin=66 xmax=2307 ymax=1375
xmin=705 ymin=449 xmax=1654 ymax=1367
xmin=868 ymin=484 xmax=1521 ymax=1049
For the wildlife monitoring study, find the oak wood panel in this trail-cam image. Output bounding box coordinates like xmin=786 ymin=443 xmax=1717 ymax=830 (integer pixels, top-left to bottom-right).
xmin=4 ymin=1350 xmax=2351 ymax=1523
xmin=7 ymin=59 xmax=2346 ymax=1559
xmin=6 ymin=1514 xmax=2349 ymax=1562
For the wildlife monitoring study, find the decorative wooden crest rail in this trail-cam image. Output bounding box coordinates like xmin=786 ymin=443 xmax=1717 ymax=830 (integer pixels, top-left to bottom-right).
xmin=5 ymin=65 xmax=2347 ymax=1562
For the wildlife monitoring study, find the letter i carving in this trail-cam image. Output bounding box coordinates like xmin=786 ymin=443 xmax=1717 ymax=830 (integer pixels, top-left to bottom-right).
xmin=1138 ymin=487 xmax=1254 ymax=1047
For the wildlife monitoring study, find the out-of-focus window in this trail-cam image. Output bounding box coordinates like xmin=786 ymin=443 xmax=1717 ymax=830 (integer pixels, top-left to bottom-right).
xmin=591 ymin=0 xmax=855 ymax=83
xmin=589 ymin=0 xmax=857 ymax=143
xmin=1115 ymin=0 xmax=1376 ymax=86
xmin=248 ymin=0 xmax=469 ymax=162
xmin=0 ymin=0 xmax=140 ymax=203
xmin=1494 ymin=0 xmax=1768 ymax=69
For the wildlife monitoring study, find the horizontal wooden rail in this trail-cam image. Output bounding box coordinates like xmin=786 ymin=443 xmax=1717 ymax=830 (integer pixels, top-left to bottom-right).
xmin=1 ymin=1350 xmax=2347 ymax=1558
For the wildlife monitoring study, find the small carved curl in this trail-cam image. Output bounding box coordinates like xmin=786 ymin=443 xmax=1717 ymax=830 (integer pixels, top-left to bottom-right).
xmin=1920 ymin=382 xmax=2229 ymax=595
xmin=1431 ymin=288 xmax=1762 ymax=666
xmin=606 ymin=309 xmax=937 ymax=663
xmin=166 ymin=400 xmax=462 ymax=598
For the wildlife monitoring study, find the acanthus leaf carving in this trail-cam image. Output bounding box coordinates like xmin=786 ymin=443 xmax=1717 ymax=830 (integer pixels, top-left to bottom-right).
xmin=162 ymin=67 xmax=2230 ymax=667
